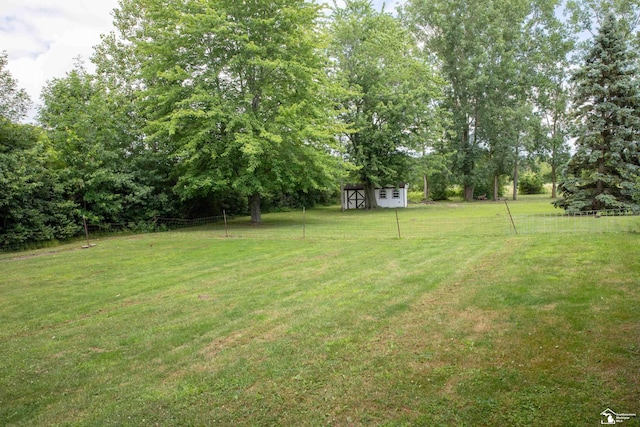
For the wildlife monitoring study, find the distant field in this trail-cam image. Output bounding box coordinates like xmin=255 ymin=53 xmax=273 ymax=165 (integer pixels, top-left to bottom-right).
xmin=1 ymin=198 xmax=639 ymax=426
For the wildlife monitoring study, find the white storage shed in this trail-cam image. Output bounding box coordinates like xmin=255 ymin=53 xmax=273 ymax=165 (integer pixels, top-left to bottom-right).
xmin=342 ymin=183 xmax=408 ymax=210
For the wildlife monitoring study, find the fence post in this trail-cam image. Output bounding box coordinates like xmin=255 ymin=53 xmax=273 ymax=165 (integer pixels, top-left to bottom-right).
xmin=395 ymin=208 xmax=401 ymax=239
xmin=83 ymin=216 xmax=90 ymax=246
xmin=81 ymin=216 xmax=95 ymax=248
xmin=504 ymin=200 xmax=517 ymax=235
xmin=223 ymin=210 xmax=229 ymax=238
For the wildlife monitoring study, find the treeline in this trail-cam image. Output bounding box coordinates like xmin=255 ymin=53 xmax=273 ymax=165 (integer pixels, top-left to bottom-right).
xmin=2 ymin=0 xmax=640 ymax=248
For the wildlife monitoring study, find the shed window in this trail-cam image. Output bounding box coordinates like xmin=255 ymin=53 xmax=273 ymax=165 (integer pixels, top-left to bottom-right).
xmin=379 ymin=189 xmax=387 ymax=199
xmin=392 ymin=189 xmax=400 ymax=199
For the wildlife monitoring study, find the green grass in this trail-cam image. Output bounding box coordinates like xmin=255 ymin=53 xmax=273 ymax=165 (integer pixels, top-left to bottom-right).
xmin=1 ymin=199 xmax=639 ymax=426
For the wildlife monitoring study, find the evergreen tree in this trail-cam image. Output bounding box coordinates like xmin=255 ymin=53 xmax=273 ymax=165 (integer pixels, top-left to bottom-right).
xmin=555 ymin=13 xmax=640 ymax=212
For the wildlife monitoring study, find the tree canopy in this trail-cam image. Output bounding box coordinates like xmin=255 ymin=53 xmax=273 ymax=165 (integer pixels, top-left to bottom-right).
xmin=99 ymin=0 xmax=345 ymax=223
xmin=0 ymin=51 xmax=31 ymax=122
xmin=329 ymin=0 xmax=444 ymax=208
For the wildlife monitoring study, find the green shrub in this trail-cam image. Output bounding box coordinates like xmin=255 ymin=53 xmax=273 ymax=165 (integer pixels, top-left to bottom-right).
xmin=518 ymin=172 xmax=545 ymax=195
xmin=430 ymin=185 xmax=453 ymax=201
xmin=428 ymin=172 xmax=454 ymax=200
xmin=408 ymin=191 xmax=425 ymax=203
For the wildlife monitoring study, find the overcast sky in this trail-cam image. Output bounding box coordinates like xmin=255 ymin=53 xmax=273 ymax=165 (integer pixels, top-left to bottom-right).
xmin=1 ymin=0 xmax=119 ymax=115
xmin=1 ymin=0 xmax=401 ymax=121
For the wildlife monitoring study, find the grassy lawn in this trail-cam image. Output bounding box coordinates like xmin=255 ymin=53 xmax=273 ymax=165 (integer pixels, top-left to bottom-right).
xmin=1 ymin=199 xmax=639 ymax=426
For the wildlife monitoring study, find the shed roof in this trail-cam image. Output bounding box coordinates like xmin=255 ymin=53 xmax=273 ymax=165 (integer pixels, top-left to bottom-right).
xmin=343 ymin=183 xmax=407 ymax=190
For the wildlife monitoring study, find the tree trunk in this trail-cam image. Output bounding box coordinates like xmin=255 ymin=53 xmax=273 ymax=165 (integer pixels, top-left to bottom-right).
xmin=463 ymin=185 xmax=474 ymax=202
xmin=493 ymin=174 xmax=499 ymax=201
xmin=249 ymin=193 xmax=261 ymax=223
xmin=551 ymin=119 xmax=558 ymax=200
xmin=597 ymin=156 xmax=605 ymax=195
xmin=512 ymin=150 xmax=519 ymax=201
xmin=364 ymin=182 xmax=378 ymax=209
xmin=594 ymin=164 xmax=605 ymax=209
xmin=461 ymin=120 xmax=474 ymax=202
xmin=423 ymin=174 xmax=429 ymax=200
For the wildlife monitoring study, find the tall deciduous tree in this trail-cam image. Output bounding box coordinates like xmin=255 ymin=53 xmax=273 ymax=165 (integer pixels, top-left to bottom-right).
xmin=566 ymin=0 xmax=640 ymax=49
xmin=404 ymin=0 xmax=483 ymax=201
xmin=555 ymin=13 xmax=640 ymax=212
xmin=404 ymin=0 xmax=570 ymax=201
xmin=524 ymin=3 xmax=575 ymax=200
xmin=498 ymin=2 xmax=570 ymax=201
xmin=535 ymin=56 xmax=573 ymax=199
xmin=538 ymin=80 xmax=572 ymax=199
xmin=0 ymin=118 xmax=78 ymax=248
xmin=39 ymin=63 xmax=155 ymax=223
xmin=1 ymin=56 xmax=78 ymax=248
xmin=105 ymin=0 xmax=343 ymax=223
xmin=0 ymin=51 xmax=31 ymax=121
xmin=93 ymin=20 xmax=185 ymax=220
xmin=329 ymin=0 xmax=443 ymax=208
xmin=415 ymin=113 xmax=453 ymax=201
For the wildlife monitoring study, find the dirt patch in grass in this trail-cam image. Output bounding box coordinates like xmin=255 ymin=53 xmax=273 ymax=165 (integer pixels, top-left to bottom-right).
xmin=202 ymin=330 xmax=250 ymax=357
xmin=200 ymin=320 xmax=289 ymax=364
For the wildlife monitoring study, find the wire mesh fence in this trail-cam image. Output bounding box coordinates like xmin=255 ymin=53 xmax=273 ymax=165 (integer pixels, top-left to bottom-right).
xmin=205 ymin=212 xmax=515 ymax=240
xmin=511 ymin=210 xmax=640 ymax=235
xmin=2 ymin=208 xmax=639 ymax=253
xmin=84 ymin=216 xmax=226 ymax=235
xmin=204 ymin=208 xmax=640 ymax=240
xmin=149 ymin=208 xmax=640 ymax=240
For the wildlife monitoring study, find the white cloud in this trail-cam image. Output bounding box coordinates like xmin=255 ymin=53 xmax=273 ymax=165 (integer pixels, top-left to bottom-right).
xmin=0 ymin=0 xmax=119 ymax=119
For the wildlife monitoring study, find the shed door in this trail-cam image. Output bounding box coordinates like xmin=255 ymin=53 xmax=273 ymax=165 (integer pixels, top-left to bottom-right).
xmin=345 ymin=189 xmax=366 ymax=209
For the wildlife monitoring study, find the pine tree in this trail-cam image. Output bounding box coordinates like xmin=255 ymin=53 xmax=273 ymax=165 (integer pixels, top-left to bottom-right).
xmin=555 ymin=13 xmax=640 ymax=213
